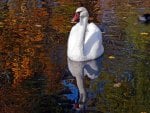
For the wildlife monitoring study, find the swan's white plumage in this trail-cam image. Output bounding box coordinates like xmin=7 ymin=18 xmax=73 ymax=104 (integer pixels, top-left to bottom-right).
xmin=67 ymin=7 xmax=104 ymax=61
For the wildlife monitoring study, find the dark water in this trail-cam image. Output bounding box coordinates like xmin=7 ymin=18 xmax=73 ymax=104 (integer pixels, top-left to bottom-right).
xmin=0 ymin=0 xmax=149 ymax=113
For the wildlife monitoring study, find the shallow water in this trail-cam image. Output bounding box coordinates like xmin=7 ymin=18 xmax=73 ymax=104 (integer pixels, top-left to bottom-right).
xmin=0 ymin=0 xmax=149 ymax=113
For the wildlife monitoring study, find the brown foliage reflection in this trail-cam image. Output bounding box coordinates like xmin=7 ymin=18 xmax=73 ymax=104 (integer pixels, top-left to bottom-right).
xmin=0 ymin=0 xmax=56 ymax=87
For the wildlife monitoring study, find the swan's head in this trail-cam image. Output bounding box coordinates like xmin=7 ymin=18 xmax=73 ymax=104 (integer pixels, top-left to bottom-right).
xmin=138 ymin=14 xmax=150 ymax=24
xmin=72 ymin=7 xmax=89 ymax=23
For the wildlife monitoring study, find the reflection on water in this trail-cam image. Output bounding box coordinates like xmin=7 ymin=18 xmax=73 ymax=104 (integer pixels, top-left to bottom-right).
xmin=0 ymin=0 xmax=149 ymax=113
xmin=67 ymin=56 xmax=103 ymax=112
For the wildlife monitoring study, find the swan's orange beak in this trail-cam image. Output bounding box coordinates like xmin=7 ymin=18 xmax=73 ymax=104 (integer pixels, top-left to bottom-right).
xmin=71 ymin=13 xmax=80 ymax=23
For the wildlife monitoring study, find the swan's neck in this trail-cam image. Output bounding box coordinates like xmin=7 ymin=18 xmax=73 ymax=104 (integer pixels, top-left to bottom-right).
xmin=79 ymin=17 xmax=88 ymax=35
xmin=76 ymin=75 xmax=86 ymax=103
xmin=79 ymin=17 xmax=88 ymax=26
xmin=78 ymin=17 xmax=88 ymax=56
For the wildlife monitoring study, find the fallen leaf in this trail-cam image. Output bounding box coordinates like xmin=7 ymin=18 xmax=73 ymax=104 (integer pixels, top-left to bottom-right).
xmin=133 ymin=22 xmax=137 ymax=25
xmin=35 ymin=24 xmax=42 ymax=27
xmin=109 ymin=55 xmax=115 ymax=59
xmin=0 ymin=22 xmax=4 ymax=27
xmin=123 ymin=17 xmax=127 ymax=19
xmin=12 ymin=19 xmax=17 ymax=23
xmin=0 ymin=22 xmax=4 ymax=25
xmin=140 ymin=32 xmax=148 ymax=36
xmin=113 ymin=83 xmax=121 ymax=88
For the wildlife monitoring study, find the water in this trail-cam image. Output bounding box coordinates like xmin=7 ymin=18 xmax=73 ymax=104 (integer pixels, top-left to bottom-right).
xmin=0 ymin=0 xmax=149 ymax=113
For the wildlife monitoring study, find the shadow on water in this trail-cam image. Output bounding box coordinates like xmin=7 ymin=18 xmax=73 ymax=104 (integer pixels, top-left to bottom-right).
xmin=0 ymin=0 xmax=149 ymax=113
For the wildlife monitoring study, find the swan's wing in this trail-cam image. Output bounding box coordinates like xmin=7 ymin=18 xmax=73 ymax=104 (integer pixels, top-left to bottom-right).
xmin=84 ymin=23 xmax=103 ymax=57
xmin=85 ymin=23 xmax=102 ymax=43
xmin=88 ymin=23 xmax=101 ymax=32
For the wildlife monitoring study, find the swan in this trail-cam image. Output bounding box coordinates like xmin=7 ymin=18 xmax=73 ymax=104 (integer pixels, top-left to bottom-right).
xmin=67 ymin=56 xmax=103 ymax=110
xmin=138 ymin=13 xmax=150 ymax=24
xmin=67 ymin=7 xmax=104 ymax=61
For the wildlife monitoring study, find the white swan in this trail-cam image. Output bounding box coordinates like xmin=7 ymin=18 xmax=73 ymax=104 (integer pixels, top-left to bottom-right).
xmin=67 ymin=7 xmax=104 ymax=61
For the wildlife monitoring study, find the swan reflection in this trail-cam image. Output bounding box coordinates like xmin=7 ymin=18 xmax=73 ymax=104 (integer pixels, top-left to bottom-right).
xmin=67 ymin=56 xmax=103 ymax=111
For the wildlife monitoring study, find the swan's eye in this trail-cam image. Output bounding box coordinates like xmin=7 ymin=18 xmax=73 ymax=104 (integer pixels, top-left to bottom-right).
xmin=77 ymin=11 xmax=82 ymax=14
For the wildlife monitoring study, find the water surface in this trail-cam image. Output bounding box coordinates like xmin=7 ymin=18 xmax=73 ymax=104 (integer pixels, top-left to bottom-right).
xmin=0 ymin=0 xmax=149 ymax=113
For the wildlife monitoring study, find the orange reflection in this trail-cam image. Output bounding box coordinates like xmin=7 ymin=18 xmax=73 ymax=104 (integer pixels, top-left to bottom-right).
xmin=0 ymin=0 xmax=51 ymax=87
